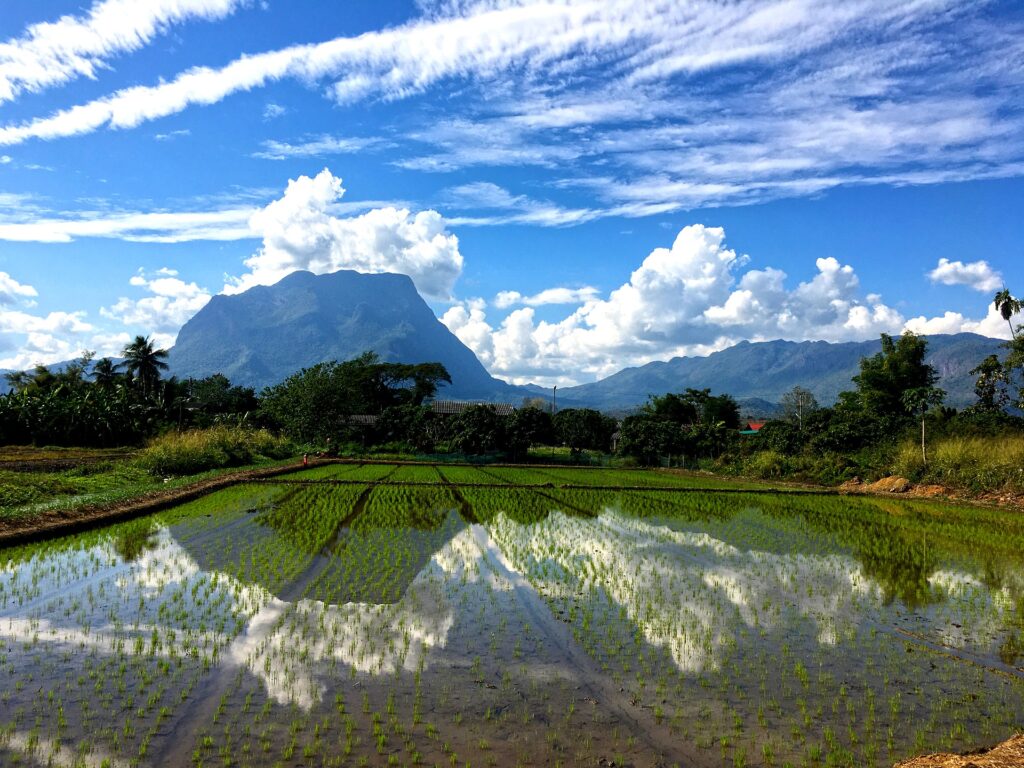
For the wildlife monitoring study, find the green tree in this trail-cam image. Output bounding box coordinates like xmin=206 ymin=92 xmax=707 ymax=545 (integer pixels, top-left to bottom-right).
xmin=121 ymin=335 xmax=169 ymax=398
xmin=553 ymin=408 xmax=617 ymax=456
xmin=850 ymin=332 xmax=937 ymax=420
xmin=901 ymin=386 xmax=946 ymax=465
xmin=503 ymin=406 xmax=553 ymax=459
xmin=618 ymin=415 xmax=683 ymax=465
xmin=450 ymin=405 xmax=504 ymax=455
xmin=969 ymin=354 xmax=1009 ymax=412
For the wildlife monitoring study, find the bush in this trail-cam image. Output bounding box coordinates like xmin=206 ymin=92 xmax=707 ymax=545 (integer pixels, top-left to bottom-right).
xmin=746 ymin=449 xmax=789 ymax=479
xmin=136 ymin=426 xmax=293 ymax=476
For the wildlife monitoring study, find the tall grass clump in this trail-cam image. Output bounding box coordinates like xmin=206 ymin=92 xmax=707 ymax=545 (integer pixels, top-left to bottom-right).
xmin=136 ymin=426 xmax=293 ymax=476
xmin=893 ymin=435 xmax=1024 ymax=492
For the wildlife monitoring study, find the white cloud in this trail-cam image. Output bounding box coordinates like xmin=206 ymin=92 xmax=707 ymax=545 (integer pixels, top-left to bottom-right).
xmin=100 ymin=268 xmax=212 ymax=341
xmin=927 ymin=257 xmax=1003 ymax=292
xmin=262 ymin=102 xmax=286 ymax=119
xmin=0 ymin=208 xmax=257 ymax=243
xmin=0 ymin=155 xmax=10 ymax=164
xmin=154 ymin=129 xmax=191 ymax=141
xmin=228 ymin=168 xmax=463 ymax=300
xmin=0 ymin=0 xmax=244 ymax=103
xmin=0 ymin=309 xmax=95 ymax=370
xmin=904 ymin=303 xmax=1018 ymax=340
xmin=443 ymin=224 xmax=909 ymax=385
xmin=0 ymin=0 xmax=978 ymax=145
xmin=0 ymin=271 xmax=38 ymax=305
xmin=494 ymin=287 xmax=599 ymax=309
xmin=253 ymin=135 xmax=383 ymax=160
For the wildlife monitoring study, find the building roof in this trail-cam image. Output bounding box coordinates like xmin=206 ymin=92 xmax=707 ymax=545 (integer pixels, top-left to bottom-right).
xmin=429 ymin=400 xmax=516 ymax=416
xmin=346 ymin=414 xmax=379 ymax=426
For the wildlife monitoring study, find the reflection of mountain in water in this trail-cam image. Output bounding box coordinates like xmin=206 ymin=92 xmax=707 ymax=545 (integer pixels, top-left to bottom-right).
xmin=489 ymin=509 xmax=1024 ymax=676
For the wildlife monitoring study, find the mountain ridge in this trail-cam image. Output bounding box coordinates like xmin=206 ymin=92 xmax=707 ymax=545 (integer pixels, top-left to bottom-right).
xmin=168 ymin=269 xmax=521 ymax=400
xmin=556 ymin=333 xmax=1005 ymax=410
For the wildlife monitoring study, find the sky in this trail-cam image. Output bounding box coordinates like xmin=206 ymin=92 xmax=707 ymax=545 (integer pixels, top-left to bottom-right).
xmin=0 ymin=0 xmax=1022 ymax=387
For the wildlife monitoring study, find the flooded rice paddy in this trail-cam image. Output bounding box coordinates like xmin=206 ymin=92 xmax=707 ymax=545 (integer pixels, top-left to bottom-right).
xmin=2 ymin=463 xmax=1023 ymax=767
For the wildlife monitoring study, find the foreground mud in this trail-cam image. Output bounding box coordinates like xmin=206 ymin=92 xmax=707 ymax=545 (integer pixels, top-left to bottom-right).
xmin=895 ymin=734 xmax=1024 ymax=767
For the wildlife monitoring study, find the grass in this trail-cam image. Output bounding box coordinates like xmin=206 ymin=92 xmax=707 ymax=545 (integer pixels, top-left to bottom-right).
xmin=136 ymin=426 xmax=293 ymax=477
xmin=892 ymin=435 xmax=1024 ymax=493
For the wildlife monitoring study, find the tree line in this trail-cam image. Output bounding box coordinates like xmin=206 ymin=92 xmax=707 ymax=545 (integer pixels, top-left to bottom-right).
xmin=3 ymin=289 xmax=1022 ymax=464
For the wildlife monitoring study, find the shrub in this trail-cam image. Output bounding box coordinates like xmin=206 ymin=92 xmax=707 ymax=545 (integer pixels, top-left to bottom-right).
xmin=746 ymin=449 xmax=789 ymax=479
xmin=136 ymin=426 xmax=292 ymax=476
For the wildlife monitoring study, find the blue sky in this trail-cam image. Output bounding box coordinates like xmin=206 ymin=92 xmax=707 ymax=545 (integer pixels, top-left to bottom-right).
xmin=0 ymin=0 xmax=1022 ymax=385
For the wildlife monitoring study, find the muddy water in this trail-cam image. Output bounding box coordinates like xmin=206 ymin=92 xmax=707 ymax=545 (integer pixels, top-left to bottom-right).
xmin=1 ymin=481 xmax=1023 ymax=767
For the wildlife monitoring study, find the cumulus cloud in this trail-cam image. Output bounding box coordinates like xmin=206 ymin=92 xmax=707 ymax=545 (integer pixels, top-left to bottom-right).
xmin=904 ymin=303 xmax=1018 ymax=340
xmin=0 ymin=0 xmax=244 ymax=103
xmin=100 ymin=268 xmax=212 ymax=344
xmin=443 ymin=224 xmax=909 ymax=385
xmin=0 ymin=308 xmax=95 ymax=370
xmin=228 ymin=169 xmax=463 ymax=299
xmin=928 ymin=257 xmax=1003 ymax=292
xmin=494 ymin=287 xmax=599 ymax=309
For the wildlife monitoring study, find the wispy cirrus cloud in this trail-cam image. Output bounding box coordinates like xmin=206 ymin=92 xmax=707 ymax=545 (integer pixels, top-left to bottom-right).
xmin=253 ymin=134 xmax=386 ymax=160
xmin=0 ymin=0 xmax=246 ymax=103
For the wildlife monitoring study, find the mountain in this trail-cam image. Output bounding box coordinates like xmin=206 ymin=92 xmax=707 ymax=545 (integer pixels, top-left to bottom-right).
xmin=168 ymin=270 xmax=519 ymax=399
xmin=557 ymin=334 xmax=1007 ymax=411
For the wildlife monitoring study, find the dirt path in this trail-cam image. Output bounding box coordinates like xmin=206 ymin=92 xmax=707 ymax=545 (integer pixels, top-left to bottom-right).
xmin=0 ymin=459 xmax=321 ymax=547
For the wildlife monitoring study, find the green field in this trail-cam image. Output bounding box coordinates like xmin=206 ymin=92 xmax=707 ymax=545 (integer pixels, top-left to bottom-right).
xmin=1 ymin=463 xmax=1022 ymax=767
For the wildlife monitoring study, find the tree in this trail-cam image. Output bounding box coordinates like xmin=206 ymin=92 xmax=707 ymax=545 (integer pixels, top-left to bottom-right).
xmin=969 ymin=354 xmax=1009 ymax=412
xmin=503 ymin=406 xmax=553 ymax=459
xmin=994 ymin=289 xmax=1022 ymax=340
xmin=643 ymin=388 xmax=741 ymax=430
xmin=901 ymin=386 xmax=945 ymax=465
xmin=121 ymin=335 xmax=169 ymax=398
xmin=779 ymin=386 xmax=818 ymax=430
xmin=850 ymin=332 xmax=937 ymax=420
xmin=553 ymin=408 xmax=617 ymax=456
xmin=450 ymin=405 xmax=504 ymax=455
xmin=618 ymin=415 xmax=684 ymax=465
xmin=92 ymin=357 xmax=121 ymax=389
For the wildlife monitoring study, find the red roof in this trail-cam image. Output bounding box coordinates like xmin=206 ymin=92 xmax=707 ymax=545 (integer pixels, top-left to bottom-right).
xmin=745 ymin=421 xmax=766 ymax=431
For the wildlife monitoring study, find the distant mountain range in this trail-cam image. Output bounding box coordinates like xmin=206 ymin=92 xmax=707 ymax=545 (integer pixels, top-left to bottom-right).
xmin=556 ymin=333 xmax=1005 ymax=411
xmin=168 ymin=269 xmax=521 ymax=400
xmin=3 ymin=269 xmax=1007 ymax=412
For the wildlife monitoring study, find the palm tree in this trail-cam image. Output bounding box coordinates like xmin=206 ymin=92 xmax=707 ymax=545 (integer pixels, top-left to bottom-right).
xmin=92 ymin=357 xmax=121 ymax=389
xmin=994 ymin=289 xmax=1022 ymax=339
xmin=121 ymin=336 xmax=169 ymax=398
xmin=3 ymin=370 xmax=30 ymax=393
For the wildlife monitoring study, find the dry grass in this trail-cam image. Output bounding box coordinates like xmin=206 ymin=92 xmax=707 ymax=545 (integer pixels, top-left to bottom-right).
xmin=893 ymin=435 xmax=1024 ymax=492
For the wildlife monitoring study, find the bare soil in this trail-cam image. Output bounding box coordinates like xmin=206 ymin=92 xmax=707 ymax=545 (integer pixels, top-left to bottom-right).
xmin=894 ymin=734 xmax=1024 ymax=767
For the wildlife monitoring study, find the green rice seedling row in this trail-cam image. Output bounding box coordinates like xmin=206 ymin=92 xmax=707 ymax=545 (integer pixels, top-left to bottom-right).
xmin=2 ymin=462 xmax=1022 ymax=766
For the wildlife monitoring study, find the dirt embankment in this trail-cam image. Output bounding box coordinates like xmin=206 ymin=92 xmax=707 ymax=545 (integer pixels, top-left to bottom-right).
xmin=894 ymin=734 xmax=1024 ymax=767
xmin=0 ymin=459 xmax=322 ymax=547
xmin=836 ymin=475 xmax=1024 ymax=511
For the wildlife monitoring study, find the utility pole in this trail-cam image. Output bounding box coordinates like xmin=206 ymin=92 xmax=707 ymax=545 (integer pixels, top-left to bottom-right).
xmin=552 ymin=385 xmax=557 ymax=415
